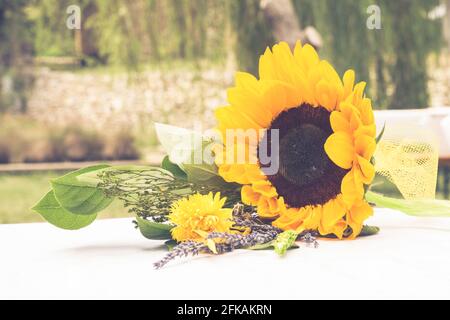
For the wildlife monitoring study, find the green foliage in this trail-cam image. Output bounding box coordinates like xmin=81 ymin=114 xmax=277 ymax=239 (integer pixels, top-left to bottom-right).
xmin=51 ymin=165 xmax=114 ymax=215
xmin=366 ymin=191 xmax=450 ymax=217
xmin=91 ymin=0 xmax=141 ymax=70
xmin=33 ymin=165 xmax=114 ymax=229
xmin=229 ymin=0 xmax=274 ymax=75
xmin=2 ymin=0 xmax=445 ymax=112
xmin=161 ymin=155 xmax=187 ymax=180
xmin=154 ymin=122 xmax=241 ymax=200
xmin=0 ymin=0 xmax=34 ymax=113
xmin=0 ymin=171 xmax=129 ymax=224
xmin=273 ymin=230 xmax=300 ymax=256
xmin=32 ymin=165 xmax=178 ymax=234
xmin=31 ymin=122 xmax=244 ymax=232
xmin=385 ymin=0 xmax=440 ymax=109
xmin=32 ymin=0 xmax=75 ymax=56
xmin=136 ymin=216 xmax=173 ymax=240
xmin=249 ymin=230 xmax=300 ymax=255
xmin=359 ymin=225 xmax=380 ymax=237
xmin=33 ymin=190 xmax=97 ymax=230
xmin=292 ymin=0 xmax=443 ymax=109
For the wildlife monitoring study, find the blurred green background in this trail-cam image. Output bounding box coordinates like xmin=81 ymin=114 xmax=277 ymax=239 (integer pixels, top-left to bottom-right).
xmin=0 ymin=0 xmax=449 ymax=224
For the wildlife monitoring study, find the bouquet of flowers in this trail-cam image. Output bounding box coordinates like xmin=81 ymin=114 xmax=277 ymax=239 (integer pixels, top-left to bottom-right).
xmin=33 ymin=41 xmax=450 ymax=268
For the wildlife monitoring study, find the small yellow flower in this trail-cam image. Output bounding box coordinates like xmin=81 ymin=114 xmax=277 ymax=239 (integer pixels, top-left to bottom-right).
xmin=169 ymin=192 xmax=233 ymax=242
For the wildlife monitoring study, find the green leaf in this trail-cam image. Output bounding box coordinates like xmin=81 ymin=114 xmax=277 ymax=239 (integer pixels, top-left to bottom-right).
xmin=366 ymin=191 xmax=450 ymax=217
xmin=248 ymin=241 xmax=275 ymax=250
xmin=154 ymin=123 xmax=228 ymax=186
xmin=206 ymin=239 xmax=218 ymax=254
xmin=154 ymin=122 xmax=203 ymax=167
xmin=376 ymin=122 xmax=386 ymax=144
xmin=52 ymin=165 xmax=114 ymax=215
xmin=136 ymin=216 xmax=174 ymax=240
xmin=359 ymin=225 xmax=380 ymax=237
xmin=248 ymin=231 xmax=300 ymax=254
xmin=165 ymin=239 xmax=177 ymax=251
xmin=161 ymin=155 xmax=187 ymax=180
xmin=32 ymin=191 xmax=97 ymax=230
xmin=273 ymin=230 xmax=299 ymax=256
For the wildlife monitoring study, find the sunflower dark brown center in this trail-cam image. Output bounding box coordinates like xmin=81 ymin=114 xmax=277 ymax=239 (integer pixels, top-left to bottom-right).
xmin=259 ymin=104 xmax=348 ymax=208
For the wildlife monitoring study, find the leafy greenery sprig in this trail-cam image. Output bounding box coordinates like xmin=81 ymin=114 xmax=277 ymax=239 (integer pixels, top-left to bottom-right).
xmin=33 ymin=124 xmax=241 ymax=239
xmin=94 ymin=163 xmax=241 ymax=222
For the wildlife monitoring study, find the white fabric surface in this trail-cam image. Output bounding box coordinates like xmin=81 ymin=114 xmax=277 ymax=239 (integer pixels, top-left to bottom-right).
xmin=0 ymin=208 xmax=449 ymax=300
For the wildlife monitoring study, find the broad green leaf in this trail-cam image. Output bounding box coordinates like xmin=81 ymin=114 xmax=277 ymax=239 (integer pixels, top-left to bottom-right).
xmin=366 ymin=191 xmax=450 ymax=217
xmin=182 ymin=139 xmax=221 ymax=182
xmin=154 ymin=123 xmax=226 ymax=186
xmin=154 ymin=122 xmax=203 ymax=167
xmin=161 ymin=155 xmax=187 ymax=180
xmin=136 ymin=216 xmax=174 ymax=240
xmin=52 ymin=165 xmax=114 ymax=215
xmin=33 ymin=191 xmax=97 ymax=230
xmin=359 ymin=225 xmax=380 ymax=237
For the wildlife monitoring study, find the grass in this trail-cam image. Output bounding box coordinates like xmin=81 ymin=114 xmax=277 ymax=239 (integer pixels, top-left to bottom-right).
xmin=0 ymin=171 xmax=131 ymax=224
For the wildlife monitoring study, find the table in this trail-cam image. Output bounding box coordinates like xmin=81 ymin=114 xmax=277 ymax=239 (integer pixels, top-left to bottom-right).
xmin=1 ymin=208 xmax=449 ymax=300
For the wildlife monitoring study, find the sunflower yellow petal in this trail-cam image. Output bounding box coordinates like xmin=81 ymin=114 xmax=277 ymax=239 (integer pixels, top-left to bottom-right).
xmin=241 ymin=185 xmax=261 ymax=206
xmin=321 ymin=199 xmax=346 ymax=230
xmin=257 ymin=196 xmax=282 ymax=218
xmin=341 ymin=169 xmax=365 ymax=206
xmin=355 ymin=124 xmax=376 ymax=138
xmin=330 ymin=111 xmax=351 ymax=133
xmin=347 ymin=200 xmax=373 ymax=239
xmin=355 ymin=134 xmax=376 ymax=159
xmin=252 ymin=180 xmax=278 ymax=198
xmin=303 ymin=206 xmax=322 ymax=230
xmin=259 ymin=47 xmax=276 ymax=80
xmin=324 ymin=132 xmax=355 ymax=169
xmin=227 ymin=88 xmax=272 ymax=127
xmin=296 ymin=44 xmax=320 ymax=73
xmin=316 ymin=80 xmax=337 ymax=111
xmin=343 ymin=69 xmax=355 ymax=98
xmin=360 ymin=98 xmax=375 ymax=125
xmin=356 ymin=155 xmax=375 ymax=184
xmin=272 ymin=208 xmax=303 ymax=230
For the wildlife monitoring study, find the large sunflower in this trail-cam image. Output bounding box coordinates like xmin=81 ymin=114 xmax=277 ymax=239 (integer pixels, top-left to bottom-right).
xmin=214 ymin=41 xmax=377 ymax=239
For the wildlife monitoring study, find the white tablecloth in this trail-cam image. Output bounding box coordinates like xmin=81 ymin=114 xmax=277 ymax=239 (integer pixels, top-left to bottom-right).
xmin=1 ymin=208 xmax=449 ymax=300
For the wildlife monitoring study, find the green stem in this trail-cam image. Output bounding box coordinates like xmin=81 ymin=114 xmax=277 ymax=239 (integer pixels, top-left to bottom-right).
xmin=366 ymin=191 xmax=450 ymax=217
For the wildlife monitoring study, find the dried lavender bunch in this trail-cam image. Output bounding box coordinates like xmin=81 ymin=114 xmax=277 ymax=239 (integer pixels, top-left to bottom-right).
xmin=154 ymin=203 xmax=321 ymax=268
xmin=300 ymin=232 xmax=320 ymax=248
xmin=153 ymin=241 xmax=207 ymax=269
xmin=154 ymin=204 xmax=281 ymax=268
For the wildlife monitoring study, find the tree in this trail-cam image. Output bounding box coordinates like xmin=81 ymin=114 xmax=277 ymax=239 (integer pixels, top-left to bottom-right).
xmin=444 ymin=0 xmax=450 ymax=52
xmin=261 ymin=0 xmax=322 ymax=49
xmin=0 ymin=0 xmax=34 ymax=113
xmin=386 ymin=0 xmax=441 ymax=109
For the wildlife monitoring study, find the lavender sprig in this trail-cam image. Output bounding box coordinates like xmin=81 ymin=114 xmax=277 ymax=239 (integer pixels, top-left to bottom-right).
xmin=153 ymin=204 xmax=320 ymax=268
xmin=153 ymin=241 xmax=207 ymax=269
